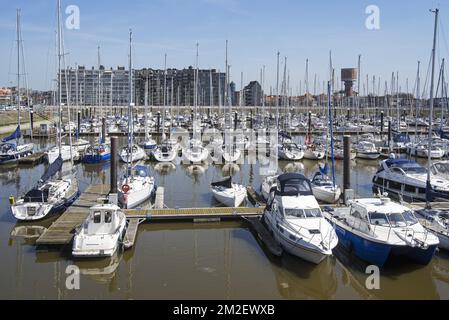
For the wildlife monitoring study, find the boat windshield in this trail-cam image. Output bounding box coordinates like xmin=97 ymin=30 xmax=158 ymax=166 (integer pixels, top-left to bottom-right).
xmin=369 ymin=211 xmax=418 ymax=227
xmin=402 ymin=210 xmax=418 ymax=225
xmin=393 ymin=163 xmax=426 ymax=174
xmin=284 ymin=208 xmax=322 ymax=218
xmin=368 ymin=212 xmax=389 ymax=226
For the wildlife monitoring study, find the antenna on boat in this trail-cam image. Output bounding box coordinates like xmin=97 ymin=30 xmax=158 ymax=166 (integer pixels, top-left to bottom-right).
xmin=426 ymin=8 xmax=439 ymax=209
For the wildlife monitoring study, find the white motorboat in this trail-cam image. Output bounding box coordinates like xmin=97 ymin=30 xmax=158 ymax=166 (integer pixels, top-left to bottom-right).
xmin=310 ymin=172 xmax=341 ymax=204
xmin=407 ymin=143 xmax=445 ymax=159
xmin=72 ymin=202 xmax=127 ymax=257
xmin=355 ymin=141 xmax=380 ymax=159
xmin=372 ymin=158 xmax=449 ymax=202
xmin=324 ymin=197 xmax=439 ymax=267
xmin=263 ymin=173 xmax=338 ymax=264
xmin=211 ymin=176 xmax=247 ymax=207
xmin=119 ymin=144 xmax=146 ymax=163
xmin=118 ymin=165 xmax=156 ymax=209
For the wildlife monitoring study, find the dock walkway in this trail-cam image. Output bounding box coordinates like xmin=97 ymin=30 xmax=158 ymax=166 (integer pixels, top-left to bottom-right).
xmin=36 ymin=184 xmax=109 ymax=246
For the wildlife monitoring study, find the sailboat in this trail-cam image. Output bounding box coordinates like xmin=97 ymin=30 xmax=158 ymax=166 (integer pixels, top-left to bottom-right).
xmin=118 ymin=30 xmax=156 ymax=209
xmin=0 ymin=9 xmax=34 ymax=165
xmin=211 ymin=176 xmax=247 ymax=207
xmin=13 ymin=0 xmax=81 ymax=221
xmin=222 ymin=43 xmax=241 ymax=163
xmin=183 ymin=43 xmax=209 ymax=163
xmin=311 ymin=82 xmax=341 ymax=204
xmin=11 ymin=155 xmax=79 ymax=220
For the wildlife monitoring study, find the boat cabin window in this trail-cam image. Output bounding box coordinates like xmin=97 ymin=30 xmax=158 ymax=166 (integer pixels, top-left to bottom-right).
xmin=388 ymin=213 xmax=408 ymax=227
xmin=104 ymin=211 xmax=112 ymax=223
xmin=368 ymin=212 xmax=389 ymax=226
xmin=284 ymin=208 xmax=322 ymax=218
xmin=402 ymin=211 xmax=418 ymax=225
xmin=93 ymin=211 xmax=101 ymax=223
xmin=350 ymin=209 xmax=365 ymax=220
xmin=391 ymin=168 xmax=404 ymax=175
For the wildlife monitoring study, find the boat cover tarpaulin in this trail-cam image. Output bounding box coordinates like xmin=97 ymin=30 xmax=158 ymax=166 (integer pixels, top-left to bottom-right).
xmin=24 ymin=188 xmax=49 ymax=203
xmin=2 ymin=125 xmax=21 ymax=142
xmin=40 ymin=155 xmax=63 ymax=183
xmin=211 ymin=176 xmax=232 ymax=188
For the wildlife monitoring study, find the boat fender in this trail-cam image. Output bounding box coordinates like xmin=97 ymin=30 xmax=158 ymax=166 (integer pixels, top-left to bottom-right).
xmin=9 ymin=196 xmax=15 ymax=205
xmin=122 ymin=184 xmax=130 ymax=193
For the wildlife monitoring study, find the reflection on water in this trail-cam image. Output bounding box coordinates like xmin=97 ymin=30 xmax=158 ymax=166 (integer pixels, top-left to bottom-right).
xmin=1 ymin=138 xmax=449 ymax=299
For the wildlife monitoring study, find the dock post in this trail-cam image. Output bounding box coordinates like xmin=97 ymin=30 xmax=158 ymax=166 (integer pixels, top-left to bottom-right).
xmin=109 ymin=136 xmax=118 ymax=204
xmin=346 ymin=108 xmax=350 ymax=120
xmin=102 ymin=117 xmax=106 ymax=142
xmin=120 ymin=108 xmax=123 ymax=118
xmin=157 ymin=111 xmax=161 ymax=134
xmin=30 ymin=110 xmax=34 ymax=139
xmin=250 ymin=110 xmax=253 ymax=130
xmin=308 ymin=111 xmax=312 ymax=133
xmin=343 ymin=135 xmax=353 ymax=204
xmin=388 ymin=120 xmax=391 ymax=148
xmin=380 ymin=111 xmax=384 ymax=137
xmin=77 ymin=111 xmax=81 ymax=138
xmin=234 ymin=112 xmax=238 ymax=131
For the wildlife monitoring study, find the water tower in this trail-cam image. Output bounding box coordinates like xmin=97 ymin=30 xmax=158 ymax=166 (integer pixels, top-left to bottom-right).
xmin=341 ymin=68 xmax=357 ymax=97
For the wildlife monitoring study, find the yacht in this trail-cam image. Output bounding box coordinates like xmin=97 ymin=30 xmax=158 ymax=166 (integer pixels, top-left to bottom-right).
xmin=0 ymin=141 xmax=34 ymax=164
xmin=46 ymin=144 xmax=80 ymax=164
xmin=183 ymin=139 xmax=209 ymax=163
xmin=415 ymin=208 xmax=449 ymax=251
xmin=310 ymin=172 xmax=341 ymax=204
xmin=372 ymin=158 xmax=449 ymax=202
xmin=355 ymin=141 xmax=380 ymax=160
xmin=152 ymin=140 xmax=177 ymax=162
xmin=211 ymin=176 xmax=246 ymax=207
xmin=324 ymin=197 xmax=439 ymax=267
xmin=72 ymin=202 xmax=127 ymax=257
xmin=11 ymin=156 xmax=79 ymax=221
xmin=119 ymin=144 xmax=146 ymax=163
xmin=118 ymin=165 xmax=156 ymax=209
xmin=263 ymin=173 xmax=338 ymax=264
xmin=278 ymin=142 xmax=304 ymax=161
xmin=82 ymin=143 xmax=111 ymax=163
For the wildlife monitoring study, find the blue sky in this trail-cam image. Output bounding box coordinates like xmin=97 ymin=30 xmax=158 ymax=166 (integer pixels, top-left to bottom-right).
xmin=0 ymin=0 xmax=447 ymax=94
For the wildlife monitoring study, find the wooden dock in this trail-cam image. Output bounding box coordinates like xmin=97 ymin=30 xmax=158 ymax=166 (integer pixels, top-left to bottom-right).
xmin=36 ymin=184 xmax=110 ymax=246
xmin=124 ymin=206 xmax=263 ymax=221
xmin=18 ymin=152 xmax=46 ymax=165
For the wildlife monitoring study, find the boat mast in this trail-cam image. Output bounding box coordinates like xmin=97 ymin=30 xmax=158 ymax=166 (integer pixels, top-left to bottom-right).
xmin=57 ymin=0 xmax=62 ymax=158
xmin=127 ymin=29 xmax=133 ymax=182
xmin=426 ymin=8 xmax=439 ymax=208
xmin=144 ymin=75 xmax=149 ymax=140
xmin=276 ymin=52 xmax=280 ymax=129
xmin=16 ymin=8 xmax=21 ymax=146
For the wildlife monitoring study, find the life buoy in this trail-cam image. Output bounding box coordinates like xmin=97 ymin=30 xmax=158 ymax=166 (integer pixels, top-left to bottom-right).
xmin=122 ymin=184 xmax=130 ymax=193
